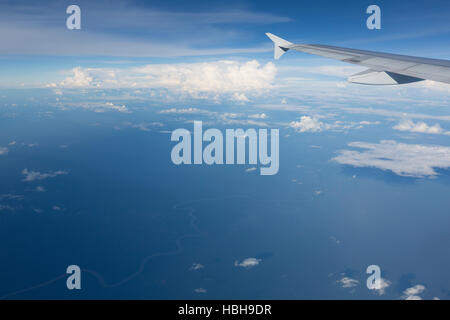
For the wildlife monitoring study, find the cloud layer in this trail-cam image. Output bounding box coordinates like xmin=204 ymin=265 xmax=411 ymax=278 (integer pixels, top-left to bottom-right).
xmin=51 ymin=60 xmax=276 ymax=101
xmin=393 ymin=120 xmax=449 ymax=135
xmin=22 ymin=169 xmax=68 ymax=182
xmin=333 ymin=140 xmax=450 ymax=178
xmin=289 ymin=116 xmax=326 ymax=133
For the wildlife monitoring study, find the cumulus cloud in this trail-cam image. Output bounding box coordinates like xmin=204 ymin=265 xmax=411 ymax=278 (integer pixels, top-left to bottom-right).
xmin=22 ymin=168 xmax=68 ymax=182
xmin=0 ymin=147 xmax=8 ymax=155
xmin=58 ymin=67 xmax=93 ymax=87
xmin=419 ymin=80 xmax=450 ymax=94
xmin=100 ymin=102 xmax=129 ymax=113
xmin=231 ymin=93 xmax=250 ymax=102
xmin=289 ymin=116 xmax=327 ymax=133
xmin=234 ymin=258 xmax=261 ymax=268
xmin=337 ymin=277 xmax=359 ymax=288
xmin=49 ymin=60 xmax=277 ymax=101
xmin=393 ymin=120 xmax=448 ymax=135
xmin=288 ymin=117 xmax=373 ymax=133
xmin=333 ymin=140 xmax=450 ymax=178
xmin=402 ymin=285 xmax=426 ymax=300
xmin=136 ymin=60 xmax=276 ymax=93
xmin=190 ymin=263 xmax=204 ymax=270
xmin=374 ymin=278 xmax=391 ymax=296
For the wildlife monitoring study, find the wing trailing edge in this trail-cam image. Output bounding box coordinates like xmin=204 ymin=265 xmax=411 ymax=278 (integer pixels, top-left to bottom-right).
xmin=348 ymin=69 xmax=424 ymax=85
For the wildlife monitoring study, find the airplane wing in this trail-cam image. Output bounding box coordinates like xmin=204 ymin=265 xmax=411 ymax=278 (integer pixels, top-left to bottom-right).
xmin=266 ymin=33 xmax=450 ymax=85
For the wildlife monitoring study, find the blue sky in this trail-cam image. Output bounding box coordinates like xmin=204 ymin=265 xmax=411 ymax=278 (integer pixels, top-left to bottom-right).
xmin=0 ymin=0 xmax=449 ymax=86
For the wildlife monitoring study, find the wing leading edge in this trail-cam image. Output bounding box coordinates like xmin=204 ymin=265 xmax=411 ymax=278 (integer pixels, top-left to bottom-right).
xmin=266 ymin=32 xmax=450 ymax=85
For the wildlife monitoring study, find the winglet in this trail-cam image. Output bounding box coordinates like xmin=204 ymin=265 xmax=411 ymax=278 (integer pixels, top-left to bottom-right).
xmin=266 ymin=33 xmax=292 ymax=60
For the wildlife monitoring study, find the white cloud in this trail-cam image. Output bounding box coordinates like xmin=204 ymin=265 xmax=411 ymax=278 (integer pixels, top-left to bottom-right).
xmin=289 ymin=116 xmax=326 ymax=133
xmin=159 ymin=107 xmax=210 ymax=115
xmin=190 ymin=263 xmax=204 ymax=270
xmin=0 ymin=147 xmax=8 ymax=155
xmin=329 ymin=236 xmax=341 ymax=245
xmin=159 ymin=107 xmax=267 ymax=127
xmin=231 ymin=93 xmax=250 ymax=102
xmin=22 ymin=168 xmax=68 ymax=182
xmin=249 ymin=113 xmax=267 ymax=119
xmin=135 ymin=60 xmax=276 ymax=96
xmin=87 ymin=102 xmax=129 ymax=113
xmin=234 ymin=258 xmax=261 ymax=268
xmin=402 ymin=285 xmax=426 ymax=300
xmin=60 ymin=101 xmax=129 ymax=113
xmin=101 ymin=102 xmax=129 ymax=113
xmin=120 ymin=122 xmax=164 ymax=131
xmin=50 ymin=60 xmax=277 ymax=101
xmin=337 ymin=277 xmax=359 ymax=288
xmin=374 ymin=278 xmax=391 ymax=296
xmin=337 ymin=107 xmax=450 ymax=122
xmin=333 ymin=140 xmax=450 ymax=178
xmin=58 ymin=67 xmax=93 ymax=87
xmin=393 ymin=120 xmax=448 ymax=135
xmin=419 ymin=80 xmax=450 ymax=94
xmin=219 ymin=118 xmax=268 ymax=127
xmin=35 ymin=186 xmax=46 ymax=192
